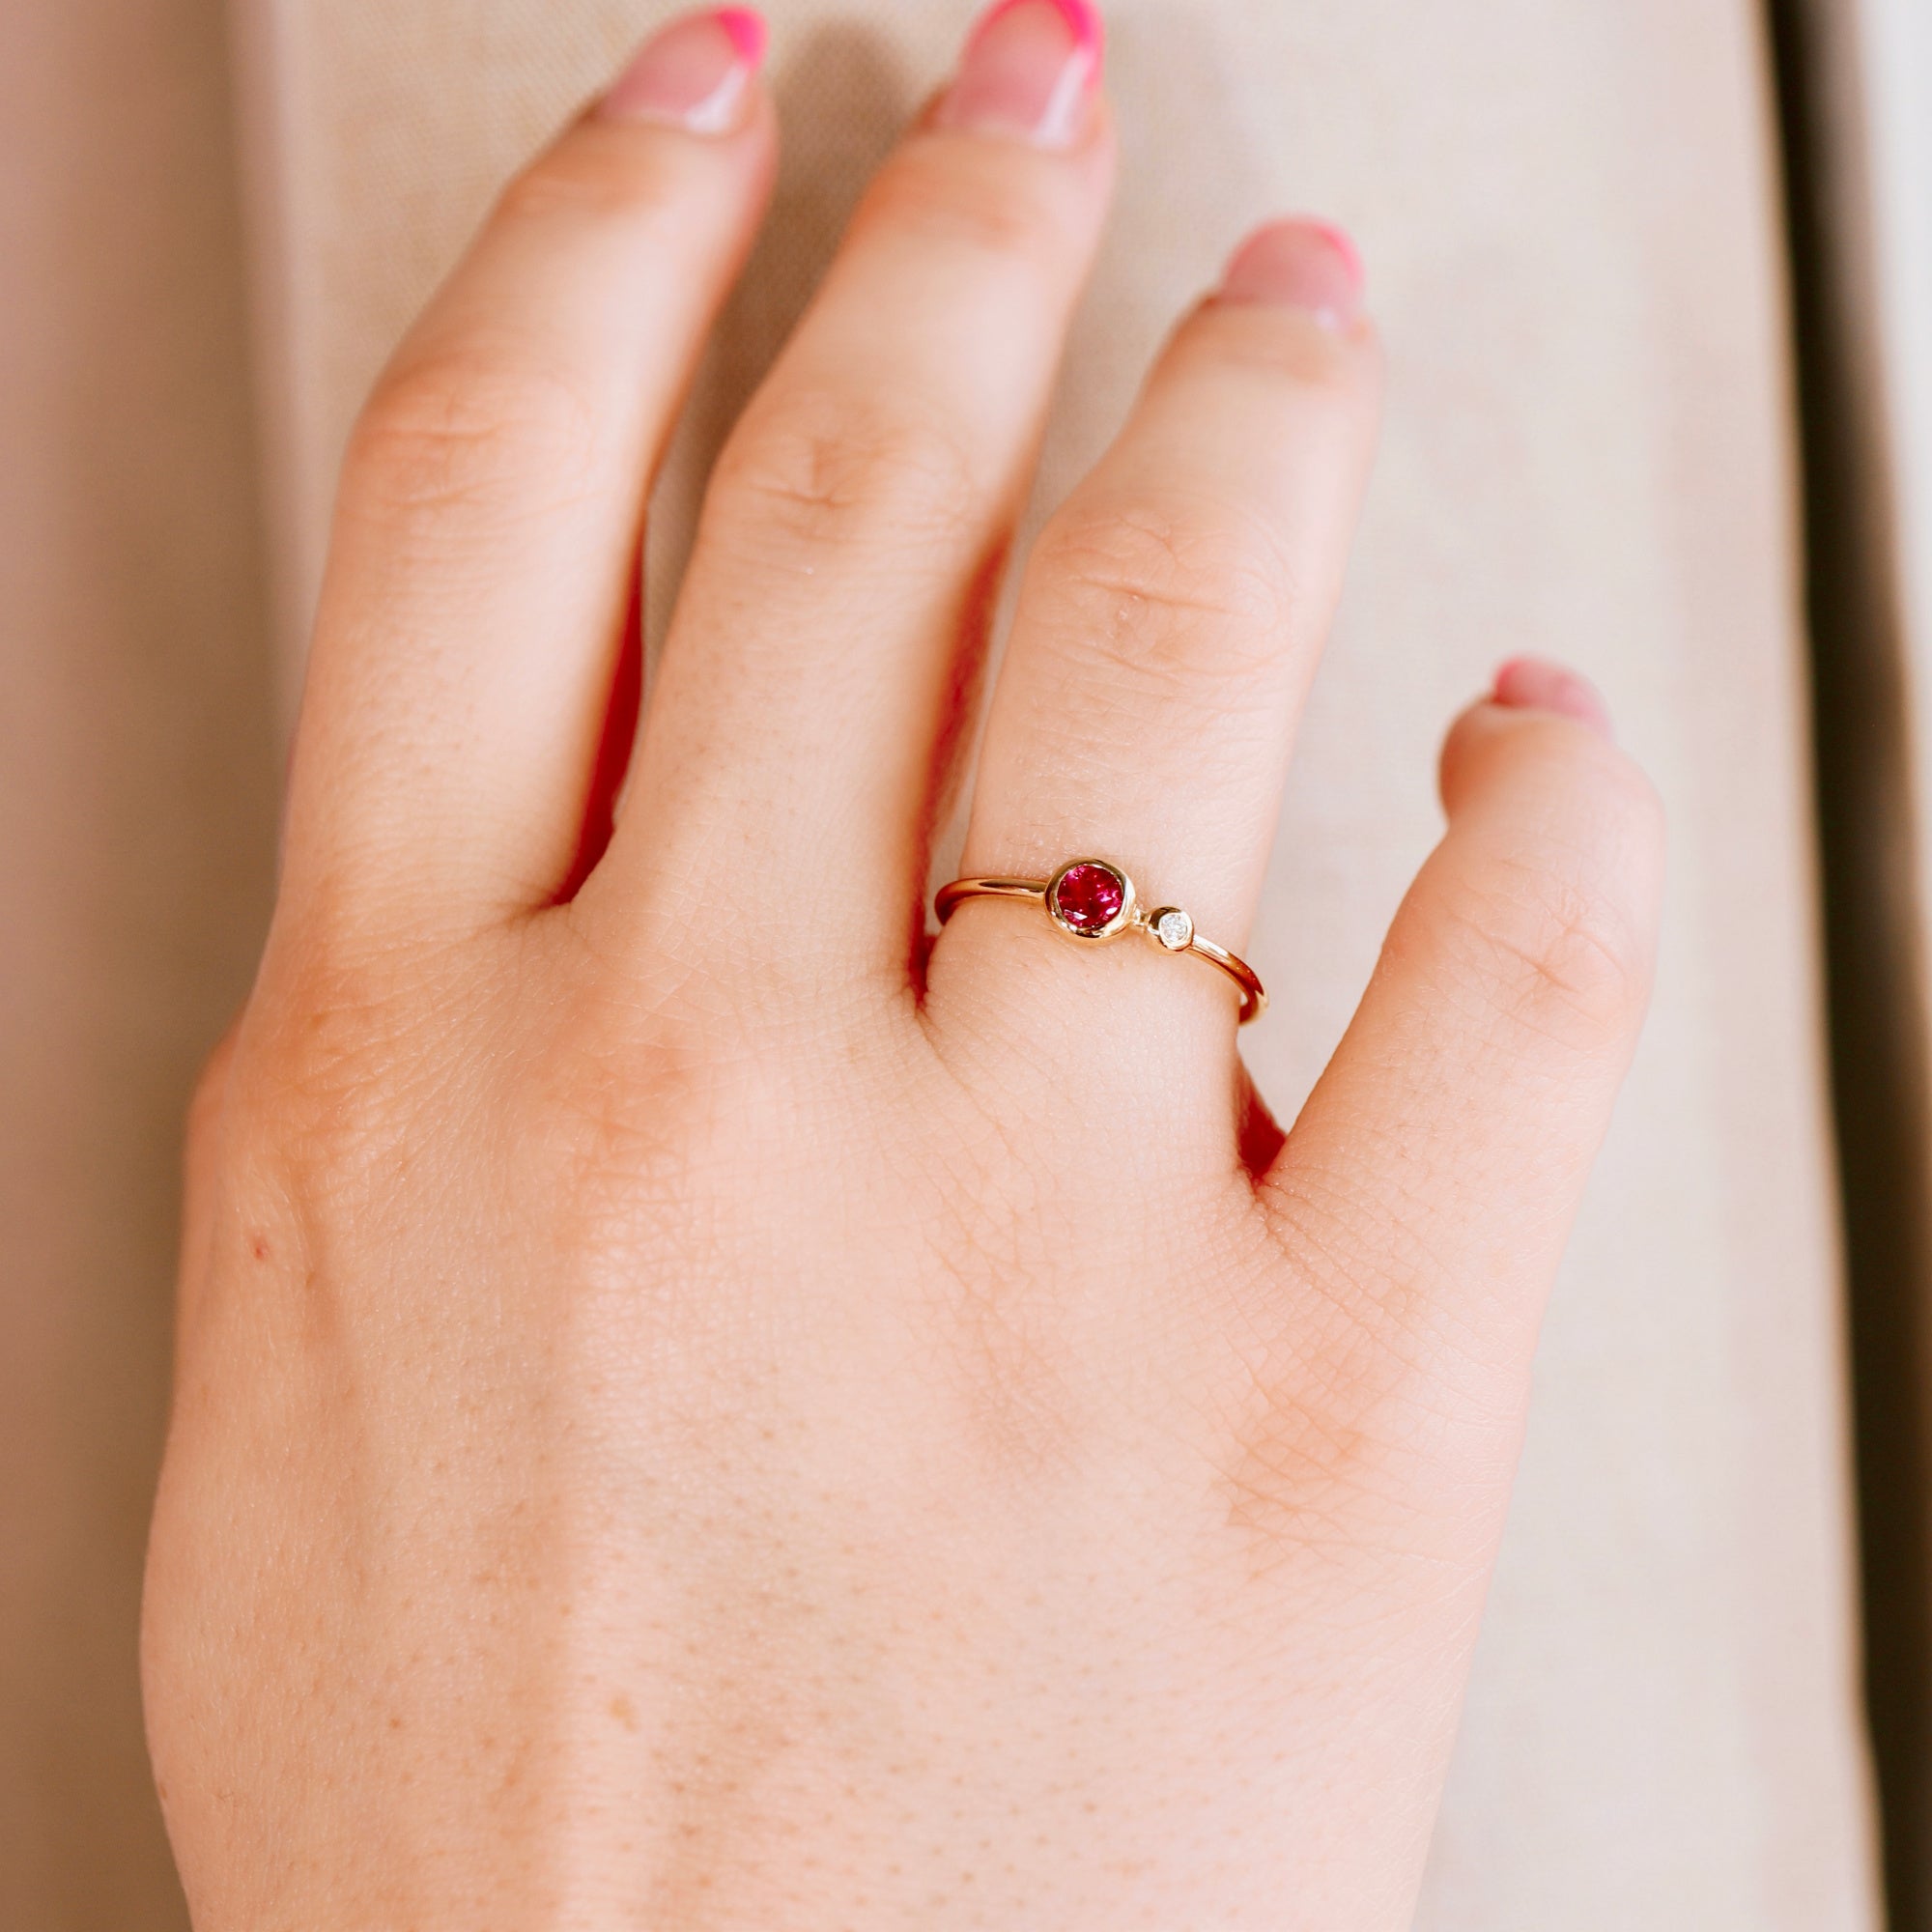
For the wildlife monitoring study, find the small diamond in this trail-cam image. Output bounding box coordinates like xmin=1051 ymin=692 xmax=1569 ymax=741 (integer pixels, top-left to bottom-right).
xmin=1152 ymin=907 xmax=1194 ymax=952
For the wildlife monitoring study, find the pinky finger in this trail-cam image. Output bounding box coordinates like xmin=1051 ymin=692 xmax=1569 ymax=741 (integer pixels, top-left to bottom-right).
xmin=1264 ymin=662 xmax=1664 ymax=1387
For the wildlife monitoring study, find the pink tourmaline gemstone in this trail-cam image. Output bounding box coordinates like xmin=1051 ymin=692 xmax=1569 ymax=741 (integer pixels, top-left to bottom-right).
xmin=1052 ymin=862 xmax=1125 ymax=932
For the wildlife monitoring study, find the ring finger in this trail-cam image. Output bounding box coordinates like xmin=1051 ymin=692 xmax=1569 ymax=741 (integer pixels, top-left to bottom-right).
xmin=932 ymin=218 xmax=1381 ymax=1055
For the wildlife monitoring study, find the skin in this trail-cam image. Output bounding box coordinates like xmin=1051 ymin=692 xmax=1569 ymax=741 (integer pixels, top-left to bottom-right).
xmin=142 ymin=8 xmax=1664 ymax=1927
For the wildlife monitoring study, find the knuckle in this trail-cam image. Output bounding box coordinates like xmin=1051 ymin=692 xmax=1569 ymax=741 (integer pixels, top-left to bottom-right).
xmin=526 ymin=993 xmax=806 ymax=1275
xmin=182 ymin=1023 xmax=244 ymax=1211
xmin=530 ymin=1012 xmax=696 ymax=1204
xmin=1029 ymin=492 xmax=1296 ymax=700
xmin=1439 ymin=836 xmax=1656 ymax=1046
xmin=709 ymin=385 xmax=983 ymax=554
xmin=1206 ymin=1239 xmax=1488 ymax=1582
xmin=185 ymin=1025 xmax=241 ymax=1151
xmin=345 ymin=346 xmax=606 ymax=526
xmin=230 ymin=923 xmax=449 ymax=1205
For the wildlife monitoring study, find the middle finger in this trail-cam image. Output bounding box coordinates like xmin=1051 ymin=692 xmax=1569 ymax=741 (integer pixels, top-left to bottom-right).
xmin=592 ymin=0 xmax=1115 ymax=974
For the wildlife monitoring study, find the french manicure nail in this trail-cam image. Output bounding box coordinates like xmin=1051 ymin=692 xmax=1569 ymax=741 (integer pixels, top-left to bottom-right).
xmin=937 ymin=0 xmax=1104 ymax=150
xmin=1217 ymin=217 xmax=1365 ymax=329
xmin=599 ymin=7 xmax=768 ymax=133
xmin=1492 ymin=656 xmax=1615 ymax=738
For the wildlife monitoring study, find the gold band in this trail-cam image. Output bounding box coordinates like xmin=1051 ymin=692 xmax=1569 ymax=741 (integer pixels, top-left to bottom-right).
xmin=934 ymin=858 xmax=1267 ymax=1025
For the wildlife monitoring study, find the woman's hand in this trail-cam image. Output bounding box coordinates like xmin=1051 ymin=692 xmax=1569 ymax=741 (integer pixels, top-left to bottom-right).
xmin=143 ymin=4 xmax=1662 ymax=1926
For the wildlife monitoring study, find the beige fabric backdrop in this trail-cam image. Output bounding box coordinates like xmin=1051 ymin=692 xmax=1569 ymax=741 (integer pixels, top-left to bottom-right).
xmin=0 ymin=0 xmax=276 ymax=1924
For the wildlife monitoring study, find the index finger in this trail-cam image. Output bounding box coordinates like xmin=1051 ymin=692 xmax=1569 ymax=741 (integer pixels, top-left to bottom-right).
xmin=282 ymin=9 xmax=778 ymax=932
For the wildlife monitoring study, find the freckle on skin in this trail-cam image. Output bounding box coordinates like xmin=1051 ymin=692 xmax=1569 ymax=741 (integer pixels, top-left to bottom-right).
xmin=609 ymin=1693 xmax=639 ymax=1731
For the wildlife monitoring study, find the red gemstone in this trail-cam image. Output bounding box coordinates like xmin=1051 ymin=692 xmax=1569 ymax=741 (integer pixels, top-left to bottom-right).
xmin=1052 ymin=862 xmax=1125 ymax=933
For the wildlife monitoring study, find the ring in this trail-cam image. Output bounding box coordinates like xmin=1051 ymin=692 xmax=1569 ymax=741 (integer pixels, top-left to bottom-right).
xmin=934 ymin=858 xmax=1267 ymax=1024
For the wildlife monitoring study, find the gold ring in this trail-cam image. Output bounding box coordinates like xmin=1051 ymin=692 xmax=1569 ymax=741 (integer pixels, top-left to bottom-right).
xmin=933 ymin=858 xmax=1266 ymax=1025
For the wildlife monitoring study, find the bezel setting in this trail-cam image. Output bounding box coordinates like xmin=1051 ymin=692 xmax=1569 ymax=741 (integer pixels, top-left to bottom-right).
xmin=1044 ymin=858 xmax=1136 ymax=942
xmin=1148 ymin=906 xmax=1195 ymax=952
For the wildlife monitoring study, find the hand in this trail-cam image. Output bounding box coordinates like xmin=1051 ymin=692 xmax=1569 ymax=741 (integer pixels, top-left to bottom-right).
xmin=143 ymin=4 xmax=1663 ymax=1926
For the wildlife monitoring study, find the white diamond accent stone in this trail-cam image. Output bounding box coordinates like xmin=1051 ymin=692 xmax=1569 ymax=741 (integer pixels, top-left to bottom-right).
xmin=1153 ymin=908 xmax=1194 ymax=952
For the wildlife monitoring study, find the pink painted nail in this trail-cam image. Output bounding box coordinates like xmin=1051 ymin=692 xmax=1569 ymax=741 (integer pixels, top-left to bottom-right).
xmin=1217 ymin=217 xmax=1365 ymax=329
xmin=936 ymin=0 xmax=1104 ymax=150
xmin=1492 ymin=656 xmax=1614 ymax=738
xmin=599 ymin=8 xmax=768 ymax=133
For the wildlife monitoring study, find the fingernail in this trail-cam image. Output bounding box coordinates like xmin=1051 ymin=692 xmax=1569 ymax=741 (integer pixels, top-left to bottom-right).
xmin=1492 ymin=656 xmax=1614 ymax=738
xmin=1217 ymin=217 xmax=1365 ymax=329
xmin=937 ymin=0 xmax=1104 ymax=149
xmin=599 ymin=8 xmax=768 ymax=133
